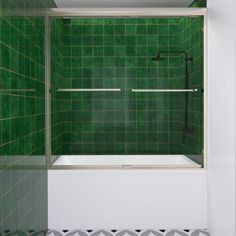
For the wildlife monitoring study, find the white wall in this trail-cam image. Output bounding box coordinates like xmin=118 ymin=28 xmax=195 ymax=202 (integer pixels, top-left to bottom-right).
xmin=207 ymin=1 xmax=236 ymax=236
xmin=48 ymin=170 xmax=207 ymax=229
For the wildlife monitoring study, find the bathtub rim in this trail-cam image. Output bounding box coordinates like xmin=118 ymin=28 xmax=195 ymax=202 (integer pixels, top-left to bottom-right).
xmin=50 ymin=154 xmax=202 ymax=170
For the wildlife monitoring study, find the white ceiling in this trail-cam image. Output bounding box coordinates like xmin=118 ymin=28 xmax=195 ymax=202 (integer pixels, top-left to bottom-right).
xmin=54 ymin=0 xmax=194 ymax=8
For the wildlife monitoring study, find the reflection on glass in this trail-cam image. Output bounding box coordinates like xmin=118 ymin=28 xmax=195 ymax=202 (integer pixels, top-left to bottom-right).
xmin=0 ymin=0 xmax=48 ymax=234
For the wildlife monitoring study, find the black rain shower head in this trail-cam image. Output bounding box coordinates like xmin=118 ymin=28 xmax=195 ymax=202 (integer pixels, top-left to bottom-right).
xmin=151 ymin=54 xmax=166 ymax=61
xmin=151 ymin=51 xmax=193 ymax=62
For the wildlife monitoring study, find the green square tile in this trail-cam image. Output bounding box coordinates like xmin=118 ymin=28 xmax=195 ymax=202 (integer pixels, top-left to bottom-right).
xmin=115 ymin=35 xmax=126 ymax=46
xmin=94 ymin=36 xmax=104 ymax=45
xmin=114 ymin=46 xmax=126 ymax=56
xmin=104 ymin=25 xmax=115 ymax=35
xmin=104 ymin=36 xmax=114 ymax=45
xmin=115 ymin=25 xmax=125 ymax=35
xmin=125 ymin=25 xmax=136 ymax=35
xmin=94 ymin=25 xmax=103 ymax=35
xmin=147 ymin=25 xmax=158 ymax=34
xmin=104 ymin=47 xmax=114 ymax=56
xmin=137 ymin=25 xmax=147 ymax=34
xmin=126 ymin=46 xmax=136 ymax=56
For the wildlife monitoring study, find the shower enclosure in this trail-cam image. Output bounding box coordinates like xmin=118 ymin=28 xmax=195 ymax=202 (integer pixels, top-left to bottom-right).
xmin=47 ymin=8 xmax=206 ymax=169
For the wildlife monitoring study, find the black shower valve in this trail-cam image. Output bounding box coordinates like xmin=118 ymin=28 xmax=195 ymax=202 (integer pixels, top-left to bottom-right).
xmin=186 ymin=56 xmax=193 ymax=62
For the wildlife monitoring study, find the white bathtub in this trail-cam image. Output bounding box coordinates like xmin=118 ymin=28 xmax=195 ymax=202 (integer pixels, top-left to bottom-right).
xmin=52 ymin=155 xmax=201 ymax=168
xmin=48 ymin=166 xmax=206 ymax=229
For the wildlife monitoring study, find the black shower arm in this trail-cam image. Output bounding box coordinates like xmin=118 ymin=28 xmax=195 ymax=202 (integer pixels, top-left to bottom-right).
xmin=157 ymin=51 xmax=193 ymax=61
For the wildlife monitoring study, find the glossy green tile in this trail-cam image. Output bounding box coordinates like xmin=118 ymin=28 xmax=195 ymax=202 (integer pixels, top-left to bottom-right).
xmin=115 ymin=25 xmax=125 ymax=35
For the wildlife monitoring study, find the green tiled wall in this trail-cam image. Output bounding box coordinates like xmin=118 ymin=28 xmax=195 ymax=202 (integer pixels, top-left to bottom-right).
xmin=0 ymin=0 xmax=53 ymax=233
xmin=51 ymin=18 xmax=71 ymax=157
xmin=51 ymin=17 xmax=203 ymax=157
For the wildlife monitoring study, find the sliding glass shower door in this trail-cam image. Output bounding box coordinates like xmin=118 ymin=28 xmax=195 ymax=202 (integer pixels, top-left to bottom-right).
xmin=49 ymin=16 xmax=204 ymax=167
